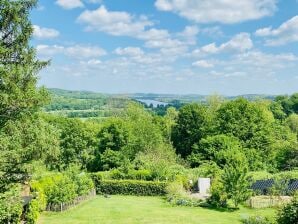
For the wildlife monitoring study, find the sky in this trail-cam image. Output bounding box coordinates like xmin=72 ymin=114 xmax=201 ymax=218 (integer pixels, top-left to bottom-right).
xmin=31 ymin=0 xmax=298 ymax=95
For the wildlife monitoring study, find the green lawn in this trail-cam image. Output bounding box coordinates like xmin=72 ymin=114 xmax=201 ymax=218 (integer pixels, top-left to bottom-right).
xmin=38 ymin=196 xmax=275 ymax=224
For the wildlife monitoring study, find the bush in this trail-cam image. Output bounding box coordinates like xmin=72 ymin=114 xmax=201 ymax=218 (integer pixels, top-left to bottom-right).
xmin=165 ymin=181 xmax=203 ymax=207
xmin=241 ymin=215 xmax=275 ymax=224
xmin=0 ymin=186 xmax=22 ymax=224
xmin=95 ymin=180 xmax=167 ymax=196
xmin=25 ymin=199 xmax=40 ymax=224
xmin=32 ymin=171 xmax=94 ymax=206
xmin=207 ymin=178 xmax=228 ymax=208
xmin=276 ymin=195 xmax=298 ymax=224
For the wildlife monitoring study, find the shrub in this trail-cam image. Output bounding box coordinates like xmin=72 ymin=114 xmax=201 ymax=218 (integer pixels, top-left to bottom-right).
xmin=32 ymin=171 xmax=94 ymax=206
xmin=207 ymin=178 xmax=228 ymax=208
xmin=0 ymin=186 xmax=22 ymax=224
xmin=127 ymin=169 xmax=153 ymax=181
xmin=276 ymin=195 xmax=298 ymax=224
xmin=165 ymin=181 xmax=203 ymax=207
xmin=95 ymin=180 xmax=167 ymax=196
xmin=241 ymin=215 xmax=275 ymax=224
xmin=25 ymin=199 xmax=40 ymax=224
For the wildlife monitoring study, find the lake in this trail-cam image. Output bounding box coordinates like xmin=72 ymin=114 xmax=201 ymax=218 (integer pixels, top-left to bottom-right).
xmin=136 ymin=99 xmax=168 ymax=108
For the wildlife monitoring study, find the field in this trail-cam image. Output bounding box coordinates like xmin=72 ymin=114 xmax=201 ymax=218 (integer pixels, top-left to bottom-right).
xmin=38 ymin=196 xmax=275 ymax=224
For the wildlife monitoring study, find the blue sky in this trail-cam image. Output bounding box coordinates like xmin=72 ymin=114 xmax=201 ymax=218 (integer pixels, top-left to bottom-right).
xmin=31 ymin=0 xmax=298 ymax=95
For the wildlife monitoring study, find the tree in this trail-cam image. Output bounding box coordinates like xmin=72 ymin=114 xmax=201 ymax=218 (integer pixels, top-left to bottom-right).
xmin=221 ymin=149 xmax=251 ymax=208
xmin=172 ymin=104 xmax=213 ymax=158
xmin=97 ymin=118 xmax=130 ymax=153
xmin=0 ymin=115 xmax=60 ymax=191
xmin=216 ymin=99 xmax=274 ymax=149
xmin=286 ymin=114 xmax=298 ymax=137
xmin=45 ymin=115 xmax=98 ymax=170
xmin=189 ymin=134 xmax=242 ymax=168
xmin=269 ymin=101 xmax=287 ymax=121
xmin=0 ymin=0 xmax=48 ymax=127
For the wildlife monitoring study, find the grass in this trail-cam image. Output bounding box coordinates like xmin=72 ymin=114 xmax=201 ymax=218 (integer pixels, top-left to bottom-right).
xmin=38 ymin=196 xmax=276 ymax=224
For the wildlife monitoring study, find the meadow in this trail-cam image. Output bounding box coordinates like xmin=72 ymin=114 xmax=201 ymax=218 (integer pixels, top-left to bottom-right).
xmin=38 ymin=196 xmax=275 ymax=224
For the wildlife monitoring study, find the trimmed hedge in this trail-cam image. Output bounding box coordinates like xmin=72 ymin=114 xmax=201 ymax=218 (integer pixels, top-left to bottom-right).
xmin=95 ymin=179 xmax=167 ymax=196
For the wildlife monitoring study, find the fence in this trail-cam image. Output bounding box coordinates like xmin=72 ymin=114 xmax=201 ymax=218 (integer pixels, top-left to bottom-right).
xmin=247 ymin=196 xmax=292 ymax=208
xmin=46 ymin=189 xmax=96 ymax=212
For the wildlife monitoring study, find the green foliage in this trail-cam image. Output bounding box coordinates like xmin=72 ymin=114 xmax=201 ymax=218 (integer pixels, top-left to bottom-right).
xmin=32 ymin=171 xmax=94 ymax=205
xmin=97 ymin=118 xmax=130 ymax=153
xmin=241 ymin=215 xmax=275 ymax=224
xmin=25 ymin=199 xmax=40 ymax=224
xmin=217 ymin=99 xmax=274 ymax=148
xmin=45 ymin=115 xmax=99 ymax=170
xmin=99 ymin=149 xmax=125 ymax=171
xmin=134 ymin=144 xmax=178 ymax=181
xmin=95 ymin=180 xmax=167 ymax=196
xmin=207 ymin=178 xmax=228 ymax=208
xmin=275 ymin=93 xmax=298 ymax=115
xmin=172 ymin=104 xmax=213 ymax=158
xmin=0 ymin=115 xmax=60 ymax=191
xmin=0 ymin=185 xmax=22 ymax=224
xmin=276 ymin=195 xmax=298 ymax=224
xmin=189 ymin=134 xmax=242 ymax=168
xmin=0 ymin=0 xmax=49 ymax=127
xmin=286 ymin=114 xmax=298 ymax=137
xmin=221 ymin=149 xmax=251 ymax=208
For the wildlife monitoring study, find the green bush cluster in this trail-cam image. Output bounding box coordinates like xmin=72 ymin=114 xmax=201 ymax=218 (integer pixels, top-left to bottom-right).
xmin=241 ymin=216 xmax=275 ymax=224
xmin=165 ymin=181 xmax=204 ymax=207
xmin=94 ymin=179 xmax=167 ymax=196
xmin=32 ymin=172 xmax=94 ymax=205
xmin=24 ymin=171 xmax=94 ymax=223
xmin=276 ymin=195 xmax=298 ymax=224
xmin=0 ymin=186 xmax=22 ymax=224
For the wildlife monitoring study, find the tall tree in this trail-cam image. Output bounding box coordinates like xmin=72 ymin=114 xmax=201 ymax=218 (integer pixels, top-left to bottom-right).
xmin=172 ymin=104 xmax=213 ymax=158
xmin=0 ymin=0 xmax=48 ymax=127
xmin=0 ymin=0 xmax=50 ymax=190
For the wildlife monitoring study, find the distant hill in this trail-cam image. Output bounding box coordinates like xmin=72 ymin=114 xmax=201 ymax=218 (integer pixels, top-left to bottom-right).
xmin=44 ymin=88 xmax=276 ymax=118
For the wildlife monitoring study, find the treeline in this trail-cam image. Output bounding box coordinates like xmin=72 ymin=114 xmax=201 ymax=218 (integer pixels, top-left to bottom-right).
xmin=44 ymin=89 xmax=131 ymax=119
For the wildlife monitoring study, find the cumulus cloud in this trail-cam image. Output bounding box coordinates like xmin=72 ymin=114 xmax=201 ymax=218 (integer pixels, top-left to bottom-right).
xmin=192 ymin=60 xmax=214 ymax=68
xmin=155 ymin=0 xmax=277 ymax=24
xmin=114 ymin=47 xmax=144 ymax=57
xmin=33 ymin=25 xmax=60 ymax=39
xmin=193 ymin=33 xmax=253 ymax=56
xmin=56 ymin=0 xmax=84 ymax=9
xmin=37 ymin=44 xmax=106 ymax=59
xmin=255 ymin=15 xmax=298 ymax=46
xmin=77 ymin=6 xmax=153 ymax=36
xmin=178 ymin=25 xmax=199 ymax=45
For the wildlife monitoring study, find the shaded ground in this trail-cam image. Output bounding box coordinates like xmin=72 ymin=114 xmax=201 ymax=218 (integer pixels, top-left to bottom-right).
xmin=38 ymin=196 xmax=275 ymax=224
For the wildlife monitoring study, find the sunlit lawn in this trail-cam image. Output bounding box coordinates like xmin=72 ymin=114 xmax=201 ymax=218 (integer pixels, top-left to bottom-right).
xmin=38 ymin=195 xmax=275 ymax=224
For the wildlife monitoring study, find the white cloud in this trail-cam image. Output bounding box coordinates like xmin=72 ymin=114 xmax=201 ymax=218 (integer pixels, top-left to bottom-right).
xmin=33 ymin=25 xmax=60 ymax=39
xmin=66 ymin=45 xmax=106 ymax=58
xmin=234 ymin=51 xmax=298 ymax=68
xmin=56 ymin=0 xmax=84 ymax=9
xmin=36 ymin=45 xmax=64 ymax=56
xmin=77 ymin=6 xmax=153 ymax=37
xmin=192 ymin=60 xmax=214 ymax=68
xmin=114 ymin=47 xmax=144 ymax=57
xmin=194 ymin=33 xmax=253 ymax=56
xmin=155 ymin=0 xmax=277 ymax=24
xmin=145 ymin=38 xmax=183 ymax=49
xmin=37 ymin=44 xmax=106 ymax=59
xmin=255 ymin=15 xmax=298 ymax=46
xmin=178 ymin=25 xmax=198 ymax=45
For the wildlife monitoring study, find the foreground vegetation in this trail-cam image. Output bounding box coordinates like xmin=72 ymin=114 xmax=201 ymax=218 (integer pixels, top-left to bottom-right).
xmin=38 ymin=196 xmax=275 ymax=224
xmin=1 ymin=0 xmax=298 ymax=223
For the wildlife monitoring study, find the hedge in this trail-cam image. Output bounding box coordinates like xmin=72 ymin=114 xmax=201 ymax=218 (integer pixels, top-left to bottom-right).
xmin=95 ymin=179 xmax=167 ymax=196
